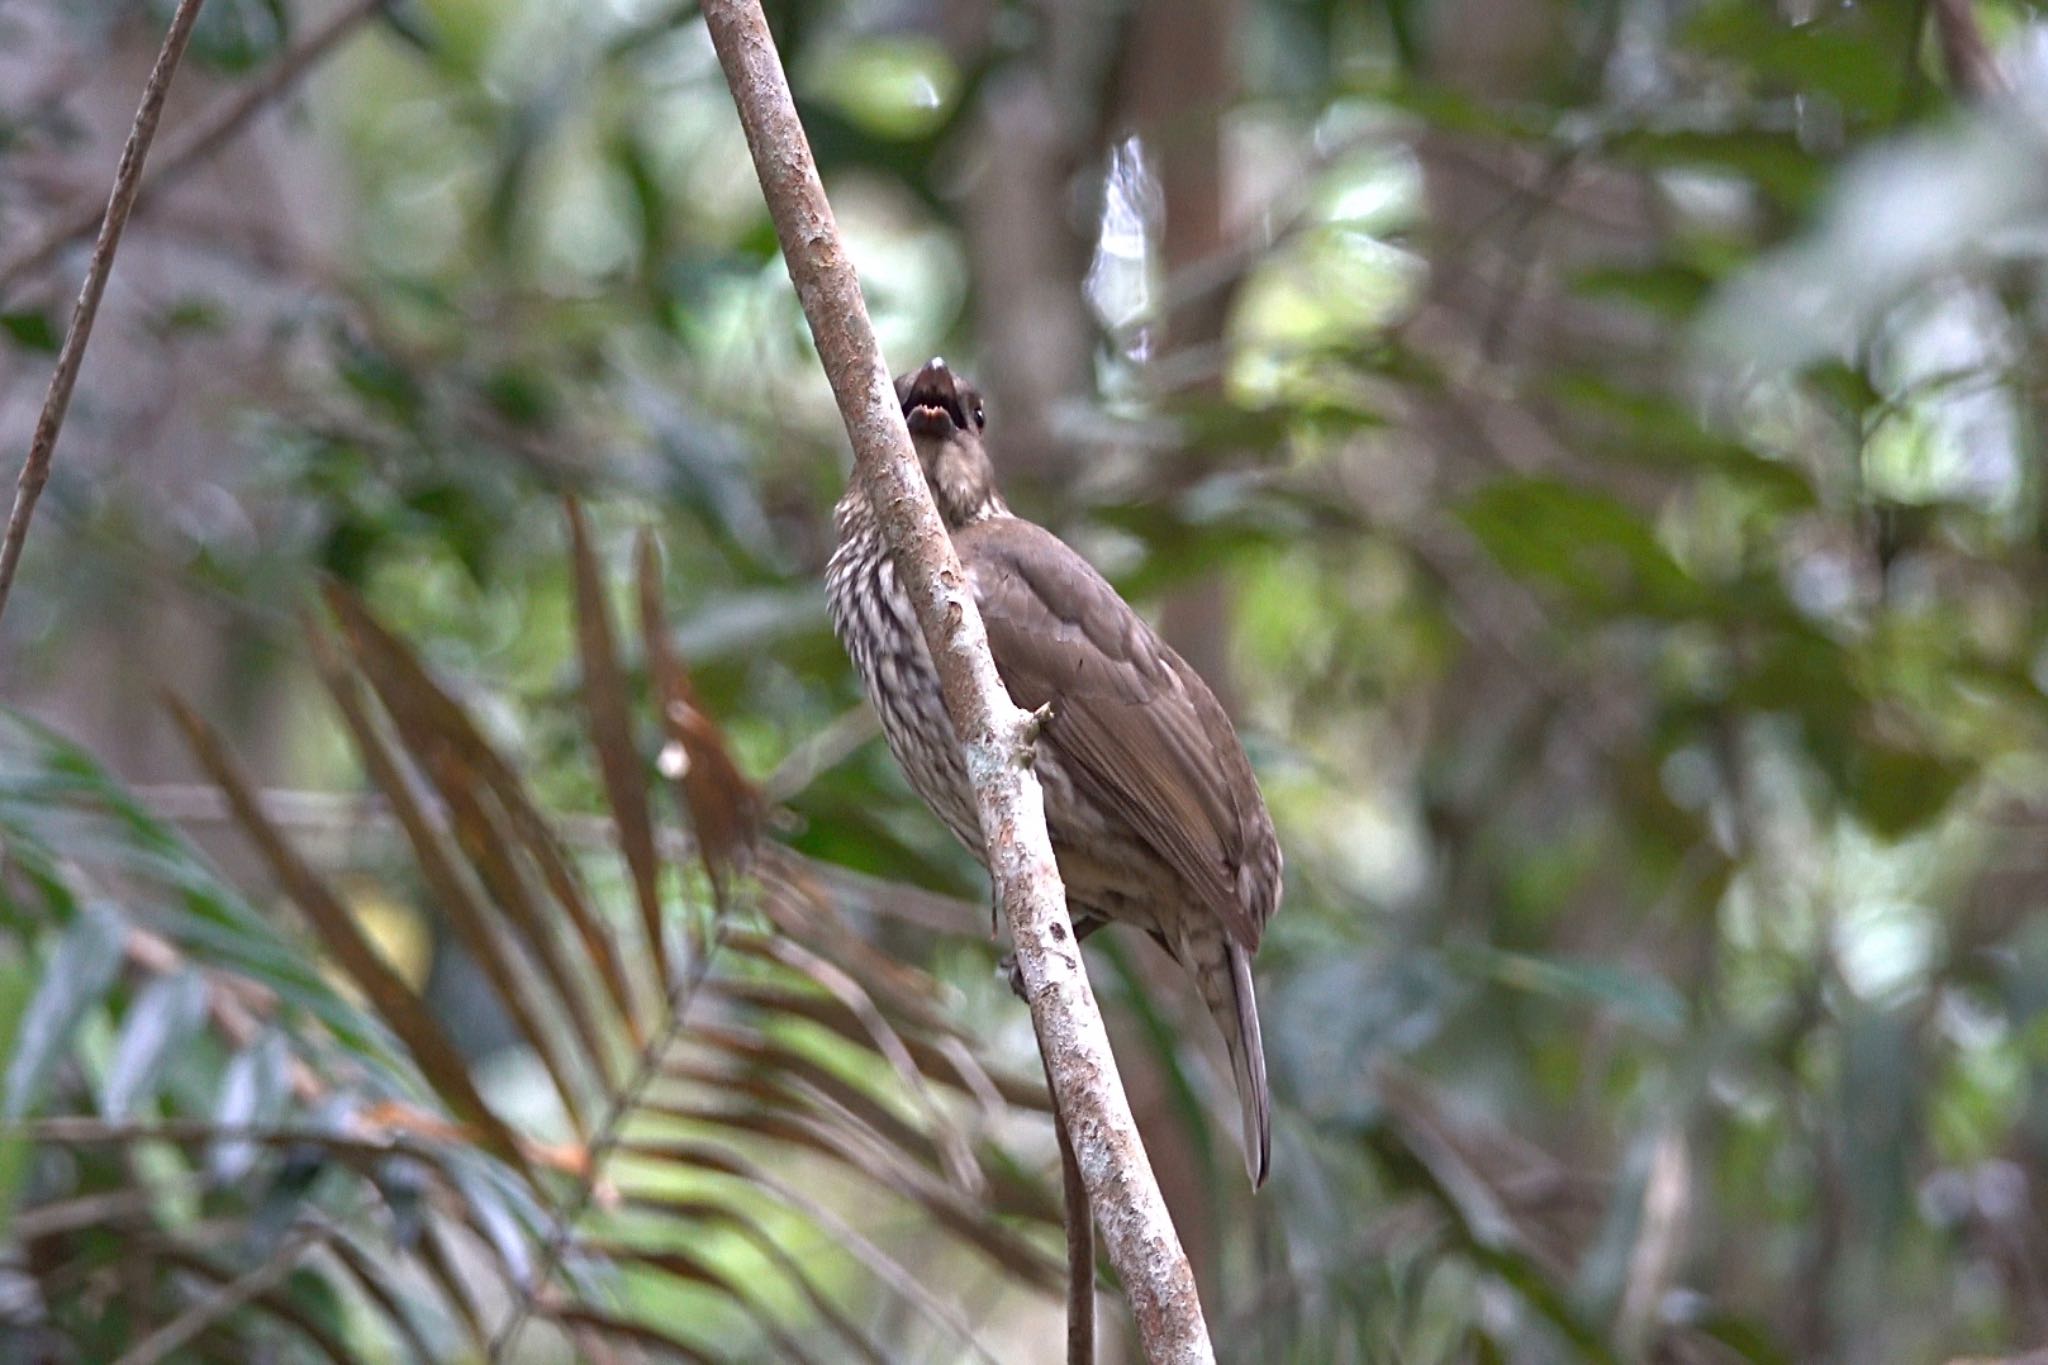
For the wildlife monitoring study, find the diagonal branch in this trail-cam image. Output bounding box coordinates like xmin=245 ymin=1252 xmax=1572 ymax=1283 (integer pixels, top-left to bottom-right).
xmin=0 ymin=0 xmax=386 ymax=298
xmin=0 ymin=0 xmax=212 ymax=631
xmin=1046 ymin=1057 xmax=1098 ymax=1365
xmin=109 ymin=1223 xmax=328 ymax=1365
xmin=1931 ymin=0 xmax=2007 ymax=101
xmin=699 ymin=2 xmax=1213 ymax=1359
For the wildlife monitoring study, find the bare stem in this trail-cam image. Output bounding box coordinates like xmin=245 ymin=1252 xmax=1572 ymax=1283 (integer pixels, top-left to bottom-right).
xmin=109 ymin=1224 xmax=324 ymax=1365
xmin=0 ymin=0 xmax=213 ymax=632
xmin=485 ymin=927 xmax=732 ymax=1361
xmin=0 ymin=0 xmax=385 ymax=298
xmin=1048 ymin=1059 xmax=1099 ymax=1364
xmin=699 ymin=2 xmax=1213 ymax=1358
xmin=1931 ymin=0 xmax=2007 ymax=100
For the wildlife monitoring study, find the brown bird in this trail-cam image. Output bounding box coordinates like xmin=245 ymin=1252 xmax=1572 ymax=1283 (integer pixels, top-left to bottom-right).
xmin=826 ymin=357 xmax=1282 ymax=1185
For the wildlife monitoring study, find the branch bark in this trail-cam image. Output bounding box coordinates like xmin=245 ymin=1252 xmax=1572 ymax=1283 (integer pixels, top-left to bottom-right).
xmin=1931 ymin=0 xmax=2007 ymax=102
xmin=1047 ymin=1059 xmax=1099 ymax=1363
xmin=699 ymin=2 xmax=1213 ymax=1358
xmin=0 ymin=0 xmax=212 ymax=632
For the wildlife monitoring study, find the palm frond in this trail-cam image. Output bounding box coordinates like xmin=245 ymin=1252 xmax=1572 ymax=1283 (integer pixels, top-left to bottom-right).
xmin=0 ymin=512 xmax=1058 ymax=1361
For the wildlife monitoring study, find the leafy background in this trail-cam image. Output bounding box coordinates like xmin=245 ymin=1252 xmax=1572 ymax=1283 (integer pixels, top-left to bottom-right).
xmin=5 ymin=0 xmax=2048 ymax=1360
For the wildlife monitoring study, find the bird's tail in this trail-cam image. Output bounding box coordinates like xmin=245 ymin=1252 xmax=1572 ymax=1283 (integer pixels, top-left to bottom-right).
xmin=1185 ymin=928 xmax=1271 ymax=1188
xmin=1226 ymin=943 xmax=1272 ymax=1188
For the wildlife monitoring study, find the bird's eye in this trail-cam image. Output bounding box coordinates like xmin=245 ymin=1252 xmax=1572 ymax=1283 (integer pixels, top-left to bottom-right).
xmin=973 ymin=404 xmax=986 ymax=430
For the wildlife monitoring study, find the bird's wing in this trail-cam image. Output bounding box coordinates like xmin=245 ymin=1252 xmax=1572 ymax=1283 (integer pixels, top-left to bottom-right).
xmin=954 ymin=517 xmax=1276 ymax=949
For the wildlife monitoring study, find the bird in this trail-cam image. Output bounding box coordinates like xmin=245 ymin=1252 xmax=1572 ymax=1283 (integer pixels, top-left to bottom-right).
xmin=825 ymin=356 xmax=1282 ymax=1186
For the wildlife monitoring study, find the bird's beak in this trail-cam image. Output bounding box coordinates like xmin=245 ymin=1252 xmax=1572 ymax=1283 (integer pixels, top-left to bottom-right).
xmin=901 ymin=356 xmax=966 ymax=437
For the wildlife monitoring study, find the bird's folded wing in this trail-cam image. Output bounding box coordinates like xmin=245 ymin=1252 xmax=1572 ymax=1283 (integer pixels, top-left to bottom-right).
xmin=955 ymin=518 xmax=1267 ymax=949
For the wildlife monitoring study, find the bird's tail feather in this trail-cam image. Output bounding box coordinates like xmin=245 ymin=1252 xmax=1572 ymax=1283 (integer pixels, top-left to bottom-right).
xmin=1223 ymin=942 xmax=1271 ymax=1188
xmin=1182 ymin=925 xmax=1271 ymax=1188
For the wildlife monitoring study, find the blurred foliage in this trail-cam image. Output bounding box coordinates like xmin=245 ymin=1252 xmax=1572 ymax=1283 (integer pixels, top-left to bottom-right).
xmin=8 ymin=0 xmax=2048 ymax=1360
xmin=0 ymin=526 xmax=1061 ymax=1361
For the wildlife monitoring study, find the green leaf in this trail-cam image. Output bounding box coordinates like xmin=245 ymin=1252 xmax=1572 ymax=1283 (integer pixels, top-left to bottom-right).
xmin=1450 ymin=943 xmax=1688 ymax=1039
xmin=1384 ymin=0 xmax=1423 ymax=70
xmin=4 ymin=901 xmax=126 ymax=1120
xmin=1685 ymin=0 xmax=1913 ymax=122
xmin=1547 ymin=373 xmax=1817 ymax=510
xmin=375 ymin=0 xmax=445 ymax=57
xmin=1844 ymin=739 xmax=1968 ymax=838
xmin=1459 ymin=478 xmax=1704 ymax=617
xmin=803 ymin=37 xmax=960 ymax=141
xmin=1569 ymin=262 xmax=1715 ymax=320
xmin=1805 ymin=361 xmax=1882 ymax=420
xmin=181 ymin=0 xmax=289 ymax=73
xmin=0 ymin=709 xmax=410 ymax=1080
xmin=1608 ymin=127 xmax=1827 ymax=209
xmin=334 ymin=329 xmax=425 ymax=419
xmin=0 ymin=310 xmax=58 ymax=352
xmin=480 ymin=366 xmax=556 ymax=429
xmin=101 ymin=971 xmax=211 ymax=1119
xmin=0 ymin=958 xmax=37 ymax=1236
xmin=210 ymin=1031 xmax=293 ymax=1183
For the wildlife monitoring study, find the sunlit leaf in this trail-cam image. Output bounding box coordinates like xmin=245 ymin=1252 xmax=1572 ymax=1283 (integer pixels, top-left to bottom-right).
xmin=5 ymin=901 xmax=125 ymax=1120
xmin=210 ymin=1031 xmax=293 ymax=1183
xmin=101 ymin=970 xmax=211 ymax=1119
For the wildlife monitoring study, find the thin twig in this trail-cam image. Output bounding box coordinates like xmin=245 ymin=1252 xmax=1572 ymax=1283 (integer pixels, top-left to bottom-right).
xmin=485 ymin=924 xmax=732 ymax=1361
xmin=762 ymin=701 xmax=879 ymax=802
xmin=700 ymin=1 xmax=1212 ymax=1358
xmin=1931 ymin=0 xmax=2008 ymax=100
xmin=118 ymin=781 xmax=989 ymax=935
xmin=0 ymin=0 xmax=211 ymax=631
xmin=109 ymin=1223 xmax=325 ymax=1365
xmin=1047 ymin=1059 xmax=1097 ymax=1365
xmin=1015 ymin=963 xmax=1095 ymax=1360
xmin=0 ymin=0 xmax=386 ymax=298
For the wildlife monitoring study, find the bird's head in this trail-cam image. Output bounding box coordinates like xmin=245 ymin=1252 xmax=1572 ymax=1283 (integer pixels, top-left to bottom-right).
xmin=895 ymin=357 xmax=1002 ymax=527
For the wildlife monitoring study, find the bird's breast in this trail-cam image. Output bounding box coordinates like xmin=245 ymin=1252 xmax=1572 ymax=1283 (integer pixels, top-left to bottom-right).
xmin=826 ymin=508 xmax=1209 ymax=940
xmin=827 ymin=520 xmax=984 ymax=854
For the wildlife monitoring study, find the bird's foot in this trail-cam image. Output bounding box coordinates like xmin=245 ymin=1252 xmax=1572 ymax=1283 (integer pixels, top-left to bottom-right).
xmin=995 ymin=949 xmax=1028 ymax=1003
xmin=1015 ymin=701 xmax=1055 ymax=767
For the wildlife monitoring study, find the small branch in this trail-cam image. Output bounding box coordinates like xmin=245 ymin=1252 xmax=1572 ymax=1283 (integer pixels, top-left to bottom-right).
xmin=120 ymin=781 xmax=991 ymax=935
xmin=485 ymin=924 xmax=733 ymax=1361
xmin=1931 ymin=0 xmax=2007 ymax=101
xmin=1047 ymin=1060 xmax=1097 ymax=1364
xmin=700 ymin=2 xmax=1213 ymax=1359
xmin=762 ymin=701 xmax=878 ymax=802
xmin=110 ymin=1224 xmax=324 ymax=1365
xmin=0 ymin=0 xmax=212 ymax=631
xmin=0 ymin=0 xmax=385 ymax=298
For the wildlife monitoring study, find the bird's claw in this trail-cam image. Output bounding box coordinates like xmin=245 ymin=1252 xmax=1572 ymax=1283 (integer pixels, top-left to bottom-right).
xmin=994 ymin=949 xmax=1028 ymax=1003
xmin=1016 ymin=701 xmax=1054 ymax=768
